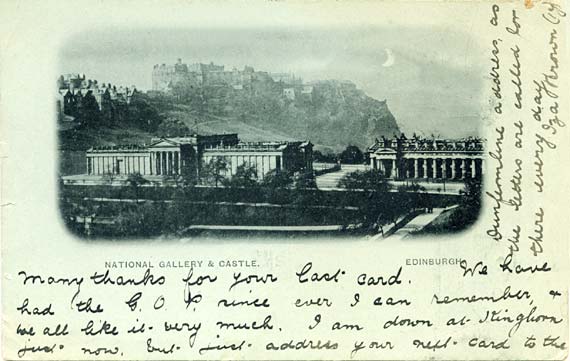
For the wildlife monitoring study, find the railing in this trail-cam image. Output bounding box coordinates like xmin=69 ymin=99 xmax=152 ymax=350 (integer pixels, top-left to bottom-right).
xmin=205 ymin=143 xmax=290 ymax=152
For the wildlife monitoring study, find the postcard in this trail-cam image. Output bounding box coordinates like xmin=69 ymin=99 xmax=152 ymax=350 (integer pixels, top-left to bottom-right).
xmin=1 ymin=0 xmax=568 ymax=359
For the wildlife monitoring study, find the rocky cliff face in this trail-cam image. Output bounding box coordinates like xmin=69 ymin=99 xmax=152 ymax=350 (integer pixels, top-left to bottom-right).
xmin=167 ymin=79 xmax=401 ymax=152
xmin=300 ymin=80 xmax=401 ymax=151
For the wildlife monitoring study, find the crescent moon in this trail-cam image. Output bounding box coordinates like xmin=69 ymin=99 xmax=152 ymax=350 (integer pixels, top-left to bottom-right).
xmin=382 ymin=48 xmax=395 ymax=67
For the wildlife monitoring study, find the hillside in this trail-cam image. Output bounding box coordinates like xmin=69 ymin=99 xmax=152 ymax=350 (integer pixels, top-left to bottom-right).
xmin=58 ymin=79 xmax=400 ymax=153
xmin=158 ymin=80 xmax=400 ymax=152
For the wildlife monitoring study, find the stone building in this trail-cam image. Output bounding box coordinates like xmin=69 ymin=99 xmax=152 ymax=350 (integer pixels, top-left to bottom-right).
xmin=270 ymin=72 xmax=302 ymax=85
xmin=85 ymin=133 xmax=313 ymax=181
xmin=283 ymin=88 xmax=296 ymax=101
xmin=202 ymin=141 xmax=313 ymax=179
xmin=56 ymin=74 xmax=137 ymax=120
xmin=367 ymin=135 xmax=485 ymax=180
xmin=152 ymin=59 xmax=275 ymax=92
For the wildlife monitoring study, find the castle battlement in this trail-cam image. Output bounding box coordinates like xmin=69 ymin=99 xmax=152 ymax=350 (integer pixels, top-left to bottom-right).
xmin=151 ymin=59 xmax=294 ymax=92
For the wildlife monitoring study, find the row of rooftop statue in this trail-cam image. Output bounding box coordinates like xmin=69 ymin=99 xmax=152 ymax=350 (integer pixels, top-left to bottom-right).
xmin=370 ymin=134 xmax=485 ymax=152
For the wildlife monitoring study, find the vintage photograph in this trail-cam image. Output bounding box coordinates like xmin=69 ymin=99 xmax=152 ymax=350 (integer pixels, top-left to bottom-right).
xmin=4 ymin=1 xmax=569 ymax=359
xmin=57 ymin=27 xmax=485 ymax=239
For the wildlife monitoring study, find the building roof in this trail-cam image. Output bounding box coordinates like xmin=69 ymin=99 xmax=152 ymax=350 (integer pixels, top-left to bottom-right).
xmin=368 ymin=136 xmax=485 ymax=153
xmin=87 ymin=135 xmax=310 ymax=154
xmin=88 ymin=144 xmax=147 ymax=153
xmin=205 ymin=140 xmax=310 ymax=152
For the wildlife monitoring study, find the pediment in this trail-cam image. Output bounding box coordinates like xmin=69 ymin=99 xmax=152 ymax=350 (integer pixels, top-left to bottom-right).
xmin=374 ymin=148 xmax=397 ymax=154
xmin=149 ymin=139 xmax=181 ymax=148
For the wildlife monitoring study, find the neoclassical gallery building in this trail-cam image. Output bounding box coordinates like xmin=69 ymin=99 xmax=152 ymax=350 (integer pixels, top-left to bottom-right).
xmin=85 ymin=133 xmax=313 ymax=180
xmin=367 ymin=135 xmax=485 ymax=180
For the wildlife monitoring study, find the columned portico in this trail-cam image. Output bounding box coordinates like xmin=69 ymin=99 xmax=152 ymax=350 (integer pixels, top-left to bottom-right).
xmin=367 ymin=136 xmax=485 ymax=181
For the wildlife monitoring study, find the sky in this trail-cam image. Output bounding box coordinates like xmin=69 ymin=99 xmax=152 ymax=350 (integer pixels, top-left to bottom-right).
xmin=60 ymin=27 xmax=485 ymax=138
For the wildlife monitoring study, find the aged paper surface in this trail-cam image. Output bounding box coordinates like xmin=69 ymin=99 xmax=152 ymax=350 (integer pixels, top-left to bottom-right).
xmin=1 ymin=0 xmax=569 ymax=360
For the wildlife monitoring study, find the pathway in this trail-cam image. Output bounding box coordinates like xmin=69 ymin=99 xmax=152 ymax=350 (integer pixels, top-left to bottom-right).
xmin=315 ymin=164 xmax=368 ymax=189
xmin=369 ymin=208 xmax=445 ymax=241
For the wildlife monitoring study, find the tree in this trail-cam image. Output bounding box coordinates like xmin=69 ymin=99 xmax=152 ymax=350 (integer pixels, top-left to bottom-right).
xmin=461 ymin=177 xmax=482 ymax=209
xmin=337 ymin=170 xmax=391 ymax=227
xmin=201 ymin=158 xmax=228 ymax=186
xmin=224 ymin=165 xmax=258 ymax=188
xmin=101 ymin=171 xmax=116 ymax=185
xmin=126 ymin=172 xmax=149 ymax=188
xmin=76 ymin=91 xmax=101 ymax=128
xmin=313 ymin=150 xmax=337 ymax=163
xmin=337 ymin=170 xmax=388 ymax=192
xmin=261 ymin=169 xmax=294 ymax=189
xmin=125 ymin=172 xmax=149 ymax=201
xmin=128 ymin=93 xmax=162 ymax=132
xmin=418 ymin=177 xmax=483 ymax=234
xmin=339 ymin=145 xmax=364 ymax=164
xmin=294 ymin=171 xmax=317 ymax=189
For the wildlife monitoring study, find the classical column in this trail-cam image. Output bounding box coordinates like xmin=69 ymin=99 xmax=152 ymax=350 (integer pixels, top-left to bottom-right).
xmin=158 ymin=152 xmax=162 ymax=175
xmin=451 ymin=159 xmax=456 ymax=179
xmin=257 ymin=155 xmax=263 ymax=178
xmin=441 ymin=159 xmax=447 ymax=179
xmin=480 ymin=159 xmax=485 ymax=176
xmin=178 ymin=151 xmax=182 ymax=174
xmin=168 ymin=152 xmax=172 ymax=175
xmin=165 ymin=152 xmax=169 ymax=175
xmin=156 ymin=152 xmax=161 ymax=175
xmin=460 ymin=159 xmax=466 ymax=179
xmin=162 ymin=152 xmax=167 ymax=175
xmin=269 ymin=156 xmax=276 ymax=170
xmin=422 ymin=158 xmax=427 ymax=179
xmin=433 ymin=159 xmax=439 ymax=179
xmin=414 ymin=159 xmax=418 ymax=179
xmin=391 ymin=159 xmax=396 ymax=178
xmin=471 ymin=159 xmax=476 ymax=178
